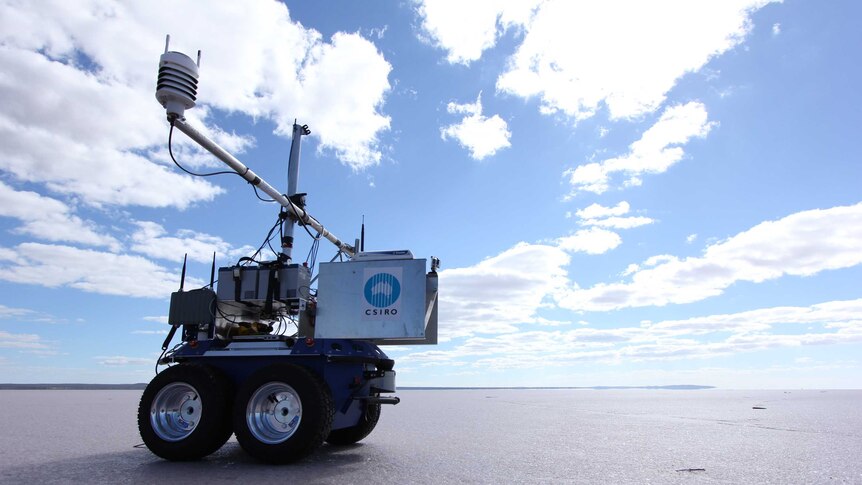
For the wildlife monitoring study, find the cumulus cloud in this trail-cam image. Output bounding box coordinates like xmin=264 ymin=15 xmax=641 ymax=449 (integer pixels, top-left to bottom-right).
xmin=415 ymin=0 xmax=541 ymax=64
xmin=495 ymin=0 xmax=776 ymax=120
xmin=441 ymin=93 xmax=511 ymax=160
xmin=438 ymin=242 xmax=570 ymax=339
xmin=576 ymin=202 xmax=630 ymax=220
xmin=651 ymin=298 xmax=862 ymax=335
xmin=398 ymin=297 xmax=862 ymax=372
xmin=583 ymin=216 xmax=654 ymax=230
xmin=556 ymin=228 xmax=622 ymax=255
xmin=129 ymin=221 xmax=255 ymax=264
xmin=417 ymin=0 xmax=775 ymax=119
xmin=0 ymin=242 xmax=199 ymax=298
xmin=560 ymin=202 xmax=653 ymax=251
xmin=0 ymin=0 xmax=393 ymax=213
xmin=565 ymin=102 xmax=715 ymax=195
xmin=573 ymin=201 xmax=654 ymax=229
xmin=0 ymin=181 xmax=119 ymax=249
xmin=559 ymin=203 xmax=862 ymax=311
xmin=288 ymin=32 xmax=392 ymax=169
xmin=0 ymin=43 xmax=223 ymax=209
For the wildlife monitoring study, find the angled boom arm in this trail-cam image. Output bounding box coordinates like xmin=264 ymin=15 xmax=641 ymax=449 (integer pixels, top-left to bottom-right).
xmin=171 ymin=118 xmax=356 ymax=257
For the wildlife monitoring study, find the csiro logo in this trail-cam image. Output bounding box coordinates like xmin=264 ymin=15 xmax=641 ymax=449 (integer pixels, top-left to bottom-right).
xmin=363 ymin=272 xmax=401 ymax=308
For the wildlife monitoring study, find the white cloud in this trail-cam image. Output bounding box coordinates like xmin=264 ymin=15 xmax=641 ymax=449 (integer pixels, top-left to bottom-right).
xmin=556 ymin=228 xmax=621 ymax=255
xmin=772 ymin=23 xmax=781 ymax=36
xmin=0 ymin=243 xmax=199 ymax=298
xmin=0 ymin=330 xmax=49 ymax=350
xmin=570 ymin=201 xmax=653 ymax=232
xmin=576 ymin=202 xmax=630 ymax=220
xmin=0 ymin=181 xmax=119 ymax=249
xmin=143 ymin=316 xmax=169 ymax=324
xmin=559 ymin=203 xmax=862 ymax=311
xmin=441 ymin=93 xmax=511 ymax=160
xmin=582 ymin=216 xmax=654 ymax=230
xmin=415 ymin=0 xmax=541 ymax=64
xmin=686 ymin=233 xmax=698 ymax=244
xmin=287 ymin=32 xmax=392 ymax=169
xmin=0 ymin=0 xmax=393 ymax=214
xmin=438 ymin=242 xmax=570 ymax=339
xmin=0 ymin=304 xmax=34 ymax=319
xmin=0 ymin=45 xmax=223 ymax=209
xmin=651 ymin=298 xmax=862 ymax=335
xmin=495 ymin=0 xmax=777 ymax=120
xmin=96 ymin=355 xmax=153 ymax=366
xmin=565 ymin=102 xmax=715 ymax=195
xmin=129 ymin=221 xmax=254 ymax=264
xmin=398 ymin=297 xmax=862 ymax=372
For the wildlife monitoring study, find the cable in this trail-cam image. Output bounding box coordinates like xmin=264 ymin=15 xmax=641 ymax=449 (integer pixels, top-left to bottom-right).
xmin=305 ymin=233 xmax=320 ymax=275
xmin=253 ymin=184 xmax=276 ymax=202
xmin=243 ymin=217 xmax=282 ymax=265
xmin=266 ymin=237 xmax=279 ymax=258
xmin=155 ymin=342 xmax=183 ymax=376
xmin=169 ymin=123 xmax=281 ymax=206
xmin=216 ymin=305 xmax=242 ymax=324
xmin=155 ymin=349 xmax=165 ymax=376
xmin=168 ymin=123 xmax=240 ymax=178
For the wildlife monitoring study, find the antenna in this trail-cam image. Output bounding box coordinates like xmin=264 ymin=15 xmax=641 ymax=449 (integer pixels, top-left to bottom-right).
xmin=360 ymin=215 xmax=365 ymax=252
xmin=209 ymin=252 xmax=216 ymax=288
xmin=179 ymin=253 xmax=188 ymax=291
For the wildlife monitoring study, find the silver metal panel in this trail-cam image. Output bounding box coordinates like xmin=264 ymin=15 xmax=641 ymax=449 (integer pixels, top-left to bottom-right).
xmin=375 ymin=271 xmax=438 ymax=345
xmin=316 ymin=258 xmax=427 ymax=339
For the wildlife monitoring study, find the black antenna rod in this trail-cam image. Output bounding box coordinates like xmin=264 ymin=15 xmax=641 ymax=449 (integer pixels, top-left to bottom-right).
xmin=209 ymin=252 xmax=216 ymax=288
xmin=179 ymin=253 xmax=188 ymax=292
xmin=360 ymin=215 xmax=365 ymax=252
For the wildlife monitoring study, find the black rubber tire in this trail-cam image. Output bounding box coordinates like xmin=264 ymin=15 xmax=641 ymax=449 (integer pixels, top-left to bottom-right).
xmin=233 ymin=363 xmax=333 ymax=464
xmin=326 ymin=401 xmax=381 ymax=445
xmin=138 ymin=364 xmax=233 ymax=461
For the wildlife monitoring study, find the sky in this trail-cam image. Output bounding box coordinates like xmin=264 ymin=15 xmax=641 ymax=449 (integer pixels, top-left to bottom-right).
xmin=0 ymin=0 xmax=860 ymax=388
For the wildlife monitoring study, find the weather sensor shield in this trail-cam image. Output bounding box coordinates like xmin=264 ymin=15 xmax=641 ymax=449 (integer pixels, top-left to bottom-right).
xmin=156 ymin=49 xmax=199 ymax=119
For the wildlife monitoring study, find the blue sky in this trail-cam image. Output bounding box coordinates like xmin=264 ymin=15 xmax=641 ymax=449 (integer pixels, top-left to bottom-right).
xmin=0 ymin=0 xmax=860 ymax=388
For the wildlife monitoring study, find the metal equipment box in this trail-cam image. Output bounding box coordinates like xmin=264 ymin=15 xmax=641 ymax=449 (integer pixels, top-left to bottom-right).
xmin=216 ymin=264 xmax=311 ymax=303
xmin=315 ymin=257 xmax=428 ymax=339
xmin=168 ymin=288 xmax=216 ymax=326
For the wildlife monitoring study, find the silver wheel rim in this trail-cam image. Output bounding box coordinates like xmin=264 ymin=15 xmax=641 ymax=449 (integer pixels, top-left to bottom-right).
xmin=246 ymin=382 xmax=302 ymax=444
xmin=150 ymin=382 xmax=202 ymax=442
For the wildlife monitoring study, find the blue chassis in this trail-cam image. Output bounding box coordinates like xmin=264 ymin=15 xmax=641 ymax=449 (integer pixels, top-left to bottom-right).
xmin=165 ymin=337 xmax=394 ymax=431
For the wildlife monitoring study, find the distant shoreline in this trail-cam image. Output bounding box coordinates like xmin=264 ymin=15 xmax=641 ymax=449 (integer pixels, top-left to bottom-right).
xmin=0 ymin=383 xmax=716 ymax=391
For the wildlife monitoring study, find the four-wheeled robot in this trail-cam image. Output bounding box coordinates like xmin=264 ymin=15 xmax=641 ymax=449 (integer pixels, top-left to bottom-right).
xmin=138 ymin=37 xmax=438 ymax=464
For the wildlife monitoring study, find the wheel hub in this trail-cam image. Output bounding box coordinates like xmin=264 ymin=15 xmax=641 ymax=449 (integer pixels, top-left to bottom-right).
xmin=246 ymin=382 xmax=303 ymax=444
xmin=150 ymin=382 xmax=201 ymax=442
